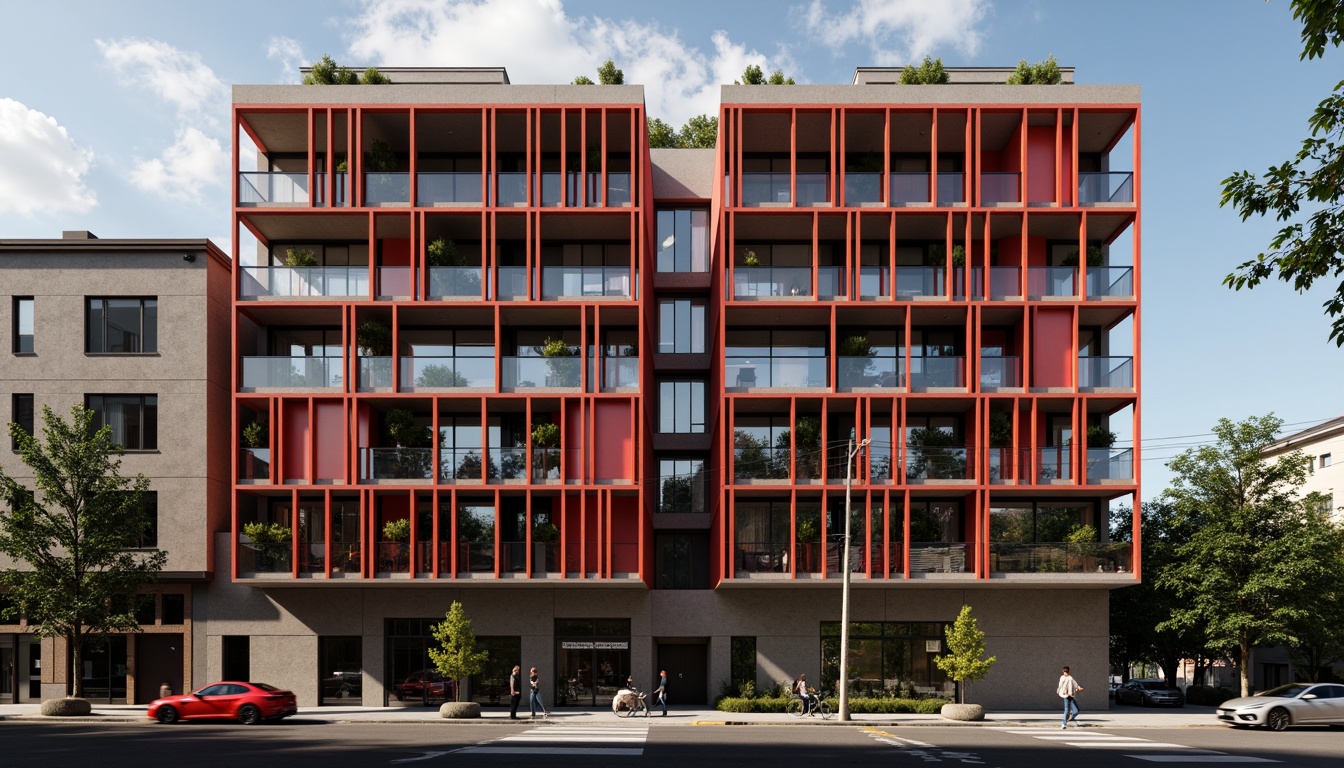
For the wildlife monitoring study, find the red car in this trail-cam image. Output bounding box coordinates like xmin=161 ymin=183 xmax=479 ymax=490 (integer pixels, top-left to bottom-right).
xmin=394 ymin=669 xmax=455 ymax=703
xmin=148 ymin=681 xmax=297 ymax=724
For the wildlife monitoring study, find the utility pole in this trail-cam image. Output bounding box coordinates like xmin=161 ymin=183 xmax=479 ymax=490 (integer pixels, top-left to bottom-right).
xmin=838 ymin=427 xmax=869 ymax=721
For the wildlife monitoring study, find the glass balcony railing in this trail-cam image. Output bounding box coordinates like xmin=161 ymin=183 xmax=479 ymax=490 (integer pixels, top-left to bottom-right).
xmin=401 ymin=356 xmax=494 ymax=389
xmin=239 ymin=172 xmax=309 ymax=204
xmin=905 ymin=447 xmax=969 ymax=481
xmin=532 ymin=447 xmax=561 ymax=482
xmin=314 ymin=172 xmax=348 ymax=207
xmin=364 ymin=172 xmax=410 ymax=204
xmin=239 ymin=448 xmax=270 ymax=481
xmin=428 ymin=267 xmax=488 ymax=298
xmin=890 ymin=172 xmax=930 ymax=204
xmin=837 ymin=356 xmax=902 ymax=390
xmin=457 ymin=542 xmax=495 ymax=573
xmin=601 ymin=357 xmax=639 ymax=390
xmin=377 ymin=266 xmax=411 ymax=297
xmin=416 ymin=172 xmax=483 ymax=205
xmin=377 ymin=540 xmax=410 ymax=573
xmin=733 ymin=446 xmax=791 ymax=481
xmin=241 ymin=356 xmax=342 ymax=389
xmin=541 ymin=266 xmax=632 ymax=298
xmin=895 ymin=266 xmax=944 ymax=298
xmin=502 ymin=356 xmax=581 ymax=390
xmin=1086 ymin=447 xmax=1134 ymax=481
xmin=439 ymin=448 xmax=488 ymax=481
xmin=496 ymin=172 xmax=528 ymax=206
xmin=936 ymin=172 xmax=965 ymax=204
xmin=237 ymin=539 xmax=291 ymax=574
xmin=360 ymin=447 xmax=433 ymax=480
xmin=735 ymin=541 xmax=789 ymax=573
xmin=844 ymin=172 xmax=883 ymax=204
xmin=496 ymin=266 xmax=529 ymax=299
xmin=540 ymin=172 xmax=579 ymax=207
xmin=989 ymin=541 xmax=1132 ymax=573
xmin=732 ymin=266 xmax=841 ymax=298
xmin=489 ymin=447 xmax=528 ymax=480
xmin=1078 ymin=356 xmax=1134 ymax=389
xmin=1037 ymin=446 xmax=1072 ymax=482
xmin=358 ymin=358 xmax=393 ymax=389
xmin=857 ymin=266 xmax=889 ymax=298
xmin=970 ymin=266 xmax=1023 ymax=299
xmin=980 ymin=356 xmax=1021 ymax=388
xmin=909 ymin=356 xmax=964 ymax=389
xmin=980 ymin=172 xmax=1021 ymax=204
xmin=240 ymin=266 xmax=370 ymax=298
xmin=1027 ymin=266 xmax=1077 ymax=297
xmin=726 ymin=356 xmax=828 ymax=388
xmin=1078 ymin=172 xmax=1134 ymax=204
xmin=1086 ymin=266 xmax=1134 ymax=299
xmin=741 ymin=173 xmax=793 ymax=205
xmin=586 ymin=172 xmax=632 ymax=206
xmin=796 ymin=173 xmax=829 ymax=205
xmin=908 ymin=542 xmax=969 ymax=573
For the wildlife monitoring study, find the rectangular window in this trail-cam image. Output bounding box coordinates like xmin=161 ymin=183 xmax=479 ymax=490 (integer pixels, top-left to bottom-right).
xmin=656 ymin=209 xmax=710 ymax=272
xmin=87 ymin=394 xmax=158 ymax=450
xmin=133 ymin=492 xmax=158 ymax=548
xmin=13 ymin=297 xmax=33 ymax=353
xmin=161 ymin=593 xmax=185 ymax=625
xmin=657 ymin=457 xmax=706 ymax=513
xmin=1322 ymin=453 xmax=1332 ymax=469
xmin=222 ymin=636 xmax=250 ymax=682
xmin=730 ymin=636 xmax=757 ymax=691
xmin=319 ymin=636 xmax=363 ymax=705
xmin=11 ymin=394 xmax=33 ymax=450
xmin=87 ymin=297 xmax=157 ymax=353
xmin=658 ymin=380 xmax=705 ymax=434
xmin=658 ymin=299 xmax=706 ymax=354
xmin=654 ymin=532 xmax=709 ymax=589
xmin=134 ymin=595 xmax=157 ymax=625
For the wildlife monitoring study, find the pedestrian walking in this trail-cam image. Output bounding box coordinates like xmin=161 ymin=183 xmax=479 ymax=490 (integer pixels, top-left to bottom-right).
xmin=529 ymin=667 xmax=549 ymax=718
xmin=508 ymin=665 xmax=522 ymax=720
xmin=654 ymin=670 xmax=668 ymax=716
xmin=1058 ymin=665 xmax=1083 ymax=728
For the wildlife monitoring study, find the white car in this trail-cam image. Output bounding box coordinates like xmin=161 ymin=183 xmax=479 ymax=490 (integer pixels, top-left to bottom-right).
xmin=1215 ymin=683 xmax=1344 ymax=730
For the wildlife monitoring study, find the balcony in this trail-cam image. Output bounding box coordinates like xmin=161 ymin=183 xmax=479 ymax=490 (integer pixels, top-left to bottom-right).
xmin=438 ymin=448 xmax=488 ymax=481
xmin=1086 ymin=266 xmax=1134 ymax=299
xmin=457 ymin=542 xmax=495 ymax=573
xmin=895 ymin=267 xmax=945 ymax=299
xmin=365 ymin=172 xmax=410 ymax=205
xmin=488 ymin=447 xmax=528 ymax=481
xmin=980 ymin=172 xmax=1021 ymax=205
xmin=377 ymin=267 xmax=411 ymax=298
xmin=501 ymin=356 xmax=581 ymax=390
xmin=541 ymin=266 xmax=632 ymax=299
xmin=358 ymin=358 xmax=393 ymax=389
xmin=908 ymin=357 xmax=964 ymax=389
xmin=241 ymin=356 xmax=342 ymax=390
xmin=429 ymin=267 xmax=488 ymax=298
xmin=844 ymin=173 xmax=883 ymax=204
xmin=532 ymin=447 xmax=561 ymax=482
xmin=1027 ymin=266 xmax=1077 ymax=297
xmin=314 ymin=172 xmax=348 ymax=207
xmin=1078 ymin=356 xmax=1134 ymax=389
xmin=1078 ymin=172 xmax=1134 ymax=205
xmin=539 ymin=172 xmax=577 ymax=207
xmin=740 ymin=173 xmax=830 ymax=206
xmin=496 ymin=266 xmax=529 ymax=299
xmin=970 ymin=266 xmax=1023 ymax=299
xmin=1036 ymin=446 xmax=1072 ymax=483
xmin=402 ymin=356 xmax=494 ymax=389
xmin=990 ymin=541 xmax=1133 ymax=574
xmin=496 ymin=172 xmax=529 ymax=206
xmin=241 ymin=266 xmax=370 ymax=298
xmin=979 ymin=356 xmax=1021 ymax=389
xmin=905 ymin=447 xmax=969 ymax=481
xmin=239 ymin=172 xmax=308 ymax=205
xmin=890 ymin=173 xmax=930 ymax=205
xmin=837 ymin=356 xmax=902 ymax=390
xmin=735 ymin=540 xmax=788 ymax=573
xmin=937 ymin=172 xmax=965 ymax=204
xmin=1086 ymin=447 xmax=1134 ymax=482
xmin=377 ymin=540 xmax=410 ymax=573
xmin=360 ymin=447 xmax=433 ymax=481
xmin=733 ymin=266 xmax=841 ymax=299
xmin=733 ymin=446 xmax=791 ymax=481
xmin=726 ymin=356 xmax=828 ymax=389
xmin=237 ymin=537 xmax=291 ymax=574
xmin=238 ymin=448 xmax=270 ymax=481
xmin=586 ymin=172 xmax=632 ymax=207
xmin=416 ymin=172 xmax=483 ymax=205
xmin=601 ymin=357 xmax=639 ymax=391
xmin=908 ymin=542 xmax=970 ymax=573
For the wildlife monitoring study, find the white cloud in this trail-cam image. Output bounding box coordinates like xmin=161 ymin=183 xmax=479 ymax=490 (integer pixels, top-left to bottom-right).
xmin=345 ymin=0 xmax=795 ymax=125
xmin=267 ymin=35 xmax=307 ymax=84
xmin=0 ymin=99 xmax=96 ymax=217
xmin=97 ymin=38 xmax=229 ymax=202
xmin=802 ymin=0 xmax=990 ymax=65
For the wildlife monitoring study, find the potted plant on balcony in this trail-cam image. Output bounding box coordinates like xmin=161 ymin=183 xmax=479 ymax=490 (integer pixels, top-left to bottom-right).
xmin=284 ymin=247 xmax=318 ymax=268
xmin=1060 ymin=245 xmax=1104 ymax=267
xmin=1065 ymin=523 xmax=1099 ymax=572
xmin=532 ymin=521 xmax=559 ymax=572
xmin=242 ymin=520 xmax=292 ymax=572
xmin=838 ymin=335 xmax=876 ymax=388
xmin=357 ymin=319 xmax=393 ymax=388
xmin=796 ymin=513 xmax=820 ymax=572
xmin=364 ymin=139 xmax=400 ymax=202
xmin=538 ymin=337 xmax=579 ymax=387
xmin=241 ymin=421 xmax=269 ymax=479
xmin=382 ymin=518 xmax=411 ymax=572
xmin=742 ymin=248 xmax=760 ymax=267
xmin=531 ymin=421 xmax=561 ymax=481
xmin=989 ymin=411 xmax=1013 ymax=481
xmin=383 ymin=408 xmax=431 ymax=478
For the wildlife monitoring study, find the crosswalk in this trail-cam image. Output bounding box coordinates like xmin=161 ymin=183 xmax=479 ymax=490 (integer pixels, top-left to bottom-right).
xmin=454 ymin=724 xmax=650 ymax=757
xmin=991 ymin=728 xmax=1278 ymax=763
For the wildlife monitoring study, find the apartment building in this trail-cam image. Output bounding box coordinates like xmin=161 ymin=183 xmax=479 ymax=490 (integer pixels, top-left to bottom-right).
xmin=215 ymin=65 xmax=1140 ymax=710
xmin=0 ymin=232 xmax=231 ymax=704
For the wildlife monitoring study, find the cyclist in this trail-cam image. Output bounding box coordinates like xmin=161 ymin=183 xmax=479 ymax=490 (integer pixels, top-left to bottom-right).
xmin=793 ymin=673 xmax=818 ymax=715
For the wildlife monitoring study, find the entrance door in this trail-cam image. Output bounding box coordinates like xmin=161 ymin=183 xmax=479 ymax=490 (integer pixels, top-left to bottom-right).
xmin=1 ymin=646 xmax=12 ymax=703
xmin=656 ymin=641 xmax=708 ymax=705
xmin=135 ymin=633 xmax=183 ymax=703
xmin=25 ymin=641 xmax=40 ymax=700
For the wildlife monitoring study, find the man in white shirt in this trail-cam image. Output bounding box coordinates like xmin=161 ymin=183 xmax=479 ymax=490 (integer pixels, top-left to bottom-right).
xmin=1058 ymin=666 xmax=1083 ymax=728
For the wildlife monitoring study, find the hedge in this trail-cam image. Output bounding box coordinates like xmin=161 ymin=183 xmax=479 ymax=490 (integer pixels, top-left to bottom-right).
xmin=716 ymin=696 xmax=949 ymax=714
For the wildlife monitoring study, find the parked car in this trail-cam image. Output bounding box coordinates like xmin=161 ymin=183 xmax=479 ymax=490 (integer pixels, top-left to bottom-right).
xmin=394 ymin=669 xmax=455 ymax=703
xmin=1114 ymin=679 xmax=1185 ymax=707
xmin=148 ymin=681 xmax=297 ymax=725
xmin=321 ymin=665 xmax=363 ymax=699
xmin=1216 ymin=683 xmax=1344 ymax=731
xmin=1109 ymin=680 xmax=1121 ymax=699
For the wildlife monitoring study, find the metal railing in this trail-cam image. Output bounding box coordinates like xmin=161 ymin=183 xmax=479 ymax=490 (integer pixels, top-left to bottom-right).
xmin=1027 ymin=266 xmax=1077 ymax=297
xmin=1078 ymin=172 xmax=1134 ymax=204
xmin=734 ymin=541 xmax=790 ymax=573
xmin=980 ymin=172 xmax=1021 ymax=204
xmin=428 ymin=267 xmax=488 ymax=298
xmin=989 ymin=541 xmax=1133 ymax=573
xmin=541 ymin=266 xmax=632 ymax=298
xmin=457 ymin=542 xmax=495 ymax=573
xmin=837 ymin=356 xmax=902 ymax=390
xmin=416 ymin=172 xmax=483 ymax=205
xmin=240 ymin=266 xmax=370 ymax=298
xmin=241 ymin=356 xmax=342 ymax=389
xmin=377 ymin=540 xmax=410 ymax=573
xmin=905 ymin=447 xmax=969 ymax=480
xmin=1086 ymin=266 xmax=1134 ymax=298
xmin=980 ymin=356 xmax=1021 ymax=388
xmin=501 ymin=356 xmax=582 ymax=389
xmin=1086 ymin=447 xmax=1134 ymax=481
xmin=239 ymin=172 xmax=308 ymax=204
xmin=1077 ymin=356 xmax=1134 ymax=389
xmin=908 ymin=356 xmax=964 ymax=389
xmin=1036 ymin=446 xmax=1072 ymax=482
xmin=401 ymin=356 xmax=494 ymax=389
xmin=725 ymin=356 xmax=828 ymax=388
xmin=908 ymin=542 xmax=970 ymax=573
xmin=360 ymin=447 xmax=434 ymax=480
xmin=364 ymin=172 xmax=410 ymax=204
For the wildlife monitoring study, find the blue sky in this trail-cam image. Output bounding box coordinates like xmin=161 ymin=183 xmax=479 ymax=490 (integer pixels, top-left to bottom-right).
xmin=1 ymin=0 xmax=1341 ymax=497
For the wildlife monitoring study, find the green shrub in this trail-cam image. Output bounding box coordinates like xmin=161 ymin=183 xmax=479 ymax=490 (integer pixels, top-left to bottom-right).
xmin=382 ymin=518 xmax=411 ymax=542
xmin=714 ymin=696 xmax=949 ymax=714
xmin=900 ymin=57 xmax=949 ymax=85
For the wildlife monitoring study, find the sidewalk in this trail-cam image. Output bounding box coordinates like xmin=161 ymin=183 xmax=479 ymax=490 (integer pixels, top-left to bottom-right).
xmin=0 ymin=702 xmax=1221 ymax=728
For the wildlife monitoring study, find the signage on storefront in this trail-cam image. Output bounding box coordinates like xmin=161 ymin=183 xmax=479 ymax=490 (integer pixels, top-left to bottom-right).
xmin=561 ymin=641 xmax=628 ymax=650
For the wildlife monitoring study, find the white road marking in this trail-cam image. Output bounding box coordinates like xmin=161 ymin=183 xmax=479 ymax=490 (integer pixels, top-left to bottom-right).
xmin=390 ymin=751 xmax=449 ymax=764
xmin=992 ymin=727 xmax=1281 ymax=763
xmin=1128 ymin=758 xmax=1278 ymax=764
xmin=454 ymin=724 xmax=650 ymax=757
xmin=462 ymin=747 xmax=645 ymax=756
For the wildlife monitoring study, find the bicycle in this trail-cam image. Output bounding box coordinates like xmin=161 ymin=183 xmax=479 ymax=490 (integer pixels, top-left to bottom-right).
xmin=612 ymin=687 xmax=649 ymax=717
xmin=786 ymin=694 xmax=832 ymax=719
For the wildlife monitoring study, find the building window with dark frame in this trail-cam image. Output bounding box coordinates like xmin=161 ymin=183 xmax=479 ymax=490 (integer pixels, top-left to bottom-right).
xmin=86 ymin=297 xmax=157 ymax=354
xmin=655 ymin=208 xmax=710 ymax=273
xmin=658 ymin=380 xmax=705 ymax=434
xmin=654 ymin=532 xmax=709 ymax=589
xmin=11 ymin=393 xmax=33 ymax=450
xmin=658 ymin=299 xmax=706 ymax=354
xmin=132 ymin=491 xmax=158 ymax=548
xmin=656 ymin=457 xmax=707 ymax=513
xmin=730 ymin=636 xmax=757 ymax=692
xmin=87 ymin=394 xmax=158 ymax=450
xmin=13 ymin=297 xmax=34 ymax=354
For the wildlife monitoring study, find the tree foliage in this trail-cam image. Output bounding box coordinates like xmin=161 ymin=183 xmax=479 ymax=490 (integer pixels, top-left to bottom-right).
xmin=572 ymin=75 xmax=595 ymax=85
xmin=737 ymin=64 xmax=794 ymax=85
xmin=1220 ymin=1 xmax=1344 ymax=345
xmin=647 ymin=115 xmax=719 ymax=149
xmin=428 ymin=601 xmax=489 ymax=701
xmin=647 ymin=117 xmax=679 ymax=148
xmin=1156 ymin=414 xmax=1338 ymax=695
xmin=303 ymin=54 xmax=388 ymax=85
xmin=0 ymin=405 xmax=165 ymax=698
xmin=597 ymin=59 xmax=624 ymax=85
xmin=899 ymin=56 xmax=949 ymax=85
xmin=934 ymin=605 xmax=996 ymax=704
xmin=1006 ymin=55 xmax=1063 ymax=85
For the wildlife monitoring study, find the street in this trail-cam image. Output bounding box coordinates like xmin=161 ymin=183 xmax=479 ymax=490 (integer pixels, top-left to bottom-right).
xmin=3 ymin=720 xmax=1342 ymax=768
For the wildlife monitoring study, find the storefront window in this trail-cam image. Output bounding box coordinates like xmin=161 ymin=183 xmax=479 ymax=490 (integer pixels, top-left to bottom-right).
xmin=319 ymin=636 xmax=362 ymax=705
xmin=468 ymin=637 xmax=522 ymax=706
xmin=555 ymin=618 xmax=630 ymax=707
xmin=820 ymin=621 xmax=953 ymax=700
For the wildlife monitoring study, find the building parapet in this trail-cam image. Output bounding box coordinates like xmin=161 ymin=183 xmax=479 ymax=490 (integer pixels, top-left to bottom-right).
xmin=721 ymin=83 xmax=1137 ymax=105
xmin=234 ymin=83 xmax=646 ymax=106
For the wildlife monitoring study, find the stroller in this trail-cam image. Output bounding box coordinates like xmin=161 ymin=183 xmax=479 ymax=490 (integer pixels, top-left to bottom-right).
xmin=611 ymin=687 xmax=649 ymax=717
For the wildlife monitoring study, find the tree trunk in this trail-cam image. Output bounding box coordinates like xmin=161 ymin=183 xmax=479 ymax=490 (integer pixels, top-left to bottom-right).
xmin=70 ymin=629 xmax=82 ymax=698
xmin=1160 ymin=657 xmax=1180 ymax=691
xmin=1240 ymin=633 xmax=1252 ymax=697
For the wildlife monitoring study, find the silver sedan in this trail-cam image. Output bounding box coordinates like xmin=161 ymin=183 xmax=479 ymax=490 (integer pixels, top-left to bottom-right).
xmin=1216 ymin=683 xmax=1344 ymax=730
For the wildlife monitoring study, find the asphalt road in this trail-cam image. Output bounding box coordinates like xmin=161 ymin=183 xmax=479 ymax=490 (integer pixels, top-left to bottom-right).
xmin=3 ymin=720 xmax=1342 ymax=767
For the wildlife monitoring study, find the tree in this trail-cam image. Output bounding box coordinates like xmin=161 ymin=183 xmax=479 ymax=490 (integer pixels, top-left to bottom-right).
xmin=572 ymin=75 xmax=595 ymax=85
xmin=1220 ymin=1 xmax=1344 ymax=346
xmin=767 ymin=69 xmax=796 ymax=85
xmin=647 ymin=117 xmax=678 ymax=148
xmin=597 ymin=59 xmax=624 ymax=85
xmin=1284 ymin=491 xmax=1344 ymax=681
xmin=0 ymin=405 xmax=165 ymax=698
xmin=935 ymin=605 xmax=996 ymax=704
xmin=679 ymin=114 xmax=719 ymax=148
xmin=737 ymin=64 xmax=794 ymax=85
xmin=303 ymin=55 xmax=388 ymax=85
xmin=900 ymin=56 xmax=949 ymax=85
xmin=1156 ymin=414 xmax=1337 ymax=696
xmin=429 ymin=601 xmax=489 ymax=701
xmin=1006 ymin=55 xmax=1064 ymax=85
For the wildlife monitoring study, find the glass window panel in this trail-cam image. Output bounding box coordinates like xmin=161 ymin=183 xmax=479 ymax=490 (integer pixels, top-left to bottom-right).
xmin=86 ymin=300 xmax=103 ymax=353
